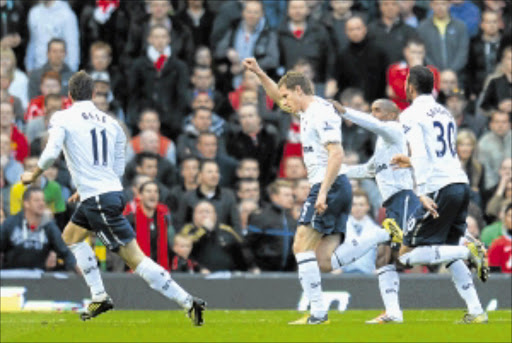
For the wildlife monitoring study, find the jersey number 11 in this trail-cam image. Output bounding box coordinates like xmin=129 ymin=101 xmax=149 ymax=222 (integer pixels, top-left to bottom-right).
xmin=90 ymin=128 xmax=108 ymax=166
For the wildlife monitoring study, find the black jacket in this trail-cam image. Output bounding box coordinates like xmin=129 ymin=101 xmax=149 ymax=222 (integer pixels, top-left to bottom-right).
xmin=175 ymin=186 xmax=241 ymax=234
xmin=367 ymin=18 xmax=418 ymax=64
xmin=465 ymin=35 xmax=501 ymax=97
xmin=209 ymin=1 xmax=243 ymax=47
xmin=246 ymin=203 xmax=296 ymax=271
xmin=334 ymin=37 xmax=389 ymax=102
xmin=277 ymin=18 xmax=334 ymax=82
xmin=0 ymin=1 xmax=27 ymax=71
xmin=127 ymin=54 xmax=189 ymax=138
xmin=181 ymin=222 xmax=248 ymax=272
xmin=0 ymin=212 xmax=76 ymax=270
xmin=175 ymin=7 xmax=215 ymax=48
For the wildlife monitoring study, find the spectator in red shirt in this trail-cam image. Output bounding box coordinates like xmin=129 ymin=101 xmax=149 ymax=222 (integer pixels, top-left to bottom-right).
xmin=0 ymin=101 xmax=28 ymax=163
xmin=24 ymin=70 xmax=72 ymax=122
xmin=387 ymin=37 xmax=440 ymax=110
xmin=124 ymin=180 xmax=174 ymax=271
xmin=488 ymin=203 xmax=512 ymax=273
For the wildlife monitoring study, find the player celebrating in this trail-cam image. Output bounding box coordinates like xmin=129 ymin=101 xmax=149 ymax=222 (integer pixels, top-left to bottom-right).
xmin=330 ymin=99 xmax=419 ymax=324
xmin=391 ymin=66 xmax=489 ymax=324
xmin=21 ymin=71 xmax=206 ymax=325
xmin=243 ymin=58 xmax=401 ymax=325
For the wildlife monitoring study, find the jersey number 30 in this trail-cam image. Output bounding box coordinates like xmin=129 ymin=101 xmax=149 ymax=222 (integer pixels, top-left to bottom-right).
xmin=90 ymin=128 xmax=108 ymax=166
xmin=433 ymin=121 xmax=456 ymax=158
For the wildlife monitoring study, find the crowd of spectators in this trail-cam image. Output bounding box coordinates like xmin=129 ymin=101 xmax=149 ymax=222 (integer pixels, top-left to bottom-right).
xmin=0 ymin=0 xmax=511 ymax=275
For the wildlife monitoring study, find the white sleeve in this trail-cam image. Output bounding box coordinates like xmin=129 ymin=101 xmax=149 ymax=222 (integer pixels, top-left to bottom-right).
xmin=37 ymin=118 xmax=66 ymax=170
xmin=344 ymin=156 xmax=376 ymax=179
xmin=343 ymin=108 xmax=400 ymax=143
xmin=404 ymin=121 xmax=430 ymax=196
xmin=316 ymin=110 xmax=342 ymax=146
xmin=113 ymin=124 xmax=126 ymax=177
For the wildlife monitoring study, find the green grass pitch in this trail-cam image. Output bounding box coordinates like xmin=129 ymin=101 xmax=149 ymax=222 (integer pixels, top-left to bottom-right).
xmin=1 ymin=310 xmax=511 ymax=342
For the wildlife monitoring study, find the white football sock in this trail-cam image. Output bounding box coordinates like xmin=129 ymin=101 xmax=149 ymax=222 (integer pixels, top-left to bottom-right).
xmin=69 ymin=242 xmax=107 ymax=302
xmin=331 ymin=229 xmax=389 ymax=270
xmin=296 ymin=251 xmax=326 ymax=318
xmin=398 ymin=246 xmax=470 ymax=266
xmin=134 ymin=257 xmax=193 ymax=309
xmin=377 ymin=265 xmax=402 ymax=318
xmin=448 ymin=260 xmax=484 ymax=315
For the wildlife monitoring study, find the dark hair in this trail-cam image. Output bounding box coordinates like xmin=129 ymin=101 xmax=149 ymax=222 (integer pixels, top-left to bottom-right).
xmin=405 ymin=36 xmax=425 ymax=48
xmin=23 ymin=186 xmax=43 ymax=202
xmin=181 ymin=155 xmax=200 ymax=168
xmin=236 ymin=178 xmax=259 ymax=191
xmin=139 ymin=180 xmax=159 ymax=194
xmin=139 ymin=108 xmax=160 ymax=122
xmin=408 ymin=65 xmax=434 ymax=95
xmin=277 ymin=71 xmax=313 ymax=95
xmin=506 ymin=202 xmax=512 ymax=214
xmin=490 ymin=109 xmax=509 ymax=122
xmin=193 ymin=106 xmax=212 ymax=117
xmin=47 ymin=38 xmax=66 ymax=52
xmin=68 ymin=70 xmax=94 ymax=101
xmin=135 ymin=151 xmax=159 ymax=167
xmin=199 ymin=158 xmax=218 ymax=172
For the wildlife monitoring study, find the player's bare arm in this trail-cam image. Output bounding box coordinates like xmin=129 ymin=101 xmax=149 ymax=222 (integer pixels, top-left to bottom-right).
xmin=21 ymin=166 xmax=44 ymax=185
xmin=315 ymin=143 xmax=344 ymax=215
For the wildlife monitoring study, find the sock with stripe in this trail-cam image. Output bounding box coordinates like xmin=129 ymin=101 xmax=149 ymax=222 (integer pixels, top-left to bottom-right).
xmin=134 ymin=257 xmax=193 ymax=310
xmin=296 ymin=251 xmax=326 ymax=318
xmin=69 ymin=242 xmax=107 ymax=302
xmin=377 ymin=264 xmax=402 ymax=318
xmin=448 ymin=260 xmax=484 ymax=315
xmin=331 ymin=229 xmax=389 ymax=270
xmin=398 ymin=246 xmax=470 ymax=266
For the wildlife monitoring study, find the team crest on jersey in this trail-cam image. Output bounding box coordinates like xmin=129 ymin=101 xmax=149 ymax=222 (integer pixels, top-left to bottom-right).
xmin=402 ymin=125 xmax=411 ymax=134
xmin=323 ymin=122 xmax=334 ymax=131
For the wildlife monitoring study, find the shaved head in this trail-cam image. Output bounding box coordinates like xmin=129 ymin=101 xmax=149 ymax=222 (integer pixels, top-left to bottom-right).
xmin=371 ymin=99 xmax=400 ymax=121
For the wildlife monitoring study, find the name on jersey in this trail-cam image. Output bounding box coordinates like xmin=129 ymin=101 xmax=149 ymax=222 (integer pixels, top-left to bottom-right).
xmin=426 ymin=106 xmax=451 ymax=118
xmin=82 ymin=112 xmax=107 ymax=123
xmin=375 ymin=163 xmax=388 ymax=174
xmin=303 ymin=146 xmax=314 ymax=153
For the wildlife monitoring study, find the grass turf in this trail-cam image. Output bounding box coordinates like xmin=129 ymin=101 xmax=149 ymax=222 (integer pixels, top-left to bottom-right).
xmin=1 ymin=310 xmax=511 ymax=342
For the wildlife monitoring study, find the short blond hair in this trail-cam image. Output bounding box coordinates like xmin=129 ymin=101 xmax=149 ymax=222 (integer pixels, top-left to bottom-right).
xmin=277 ymin=71 xmax=313 ymax=95
xmin=456 ymin=129 xmax=477 ymax=148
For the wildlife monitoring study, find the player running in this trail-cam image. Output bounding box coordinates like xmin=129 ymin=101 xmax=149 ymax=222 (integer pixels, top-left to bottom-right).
xmin=243 ymin=58 xmax=401 ymax=325
xmin=330 ymin=99 xmax=419 ymax=324
xmin=391 ymin=66 xmax=489 ymax=324
xmin=21 ymin=71 xmax=206 ymax=325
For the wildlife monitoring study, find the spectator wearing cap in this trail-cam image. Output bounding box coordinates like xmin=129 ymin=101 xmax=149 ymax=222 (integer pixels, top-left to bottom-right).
xmin=246 ymin=179 xmax=296 ymax=271
xmin=0 ymin=48 xmax=28 ymax=110
xmin=277 ymin=0 xmax=334 ymax=83
xmin=487 ymin=203 xmax=512 ymax=273
xmin=175 ymin=159 xmax=241 ymax=234
xmin=478 ymin=110 xmax=511 ymax=190
xmin=445 ymin=89 xmax=487 ymax=137
xmin=417 ymin=0 xmax=469 ymax=75
xmin=226 ymin=104 xmax=280 ymax=185
xmin=127 ymin=25 xmax=189 ymax=139
xmin=456 ymin=130 xmax=486 ymax=207
xmin=27 ymin=38 xmax=74 ymax=100
xmin=480 ymin=45 xmax=512 ymax=114
xmin=0 ymin=187 xmax=76 ymax=271
xmin=0 ymin=102 xmax=28 ymax=163
xmin=181 ymin=200 xmax=251 ymax=271
xmin=25 ymin=1 xmax=79 ymax=73
xmin=176 ymin=0 xmax=215 ymax=49
xmin=332 ymin=16 xmax=389 ymax=102
xmin=124 ymin=180 xmax=174 ymax=270
xmin=167 ymin=156 xmax=200 ymax=215
xmin=367 ymin=0 xmax=419 ymax=64
xmin=214 ymin=0 xmax=279 ymax=88
xmin=196 ymin=132 xmax=237 ymax=187
xmin=25 ymin=70 xmax=72 ymax=123
xmin=387 ymin=37 xmax=440 ymax=110
xmin=0 ymin=133 xmax=23 ymax=186
xmin=127 ymin=109 xmax=176 ymax=165
xmin=122 ymin=0 xmax=194 ymax=67
xmin=0 ymin=65 xmax=24 ymax=122
xmin=465 ymin=11 xmax=502 ymax=100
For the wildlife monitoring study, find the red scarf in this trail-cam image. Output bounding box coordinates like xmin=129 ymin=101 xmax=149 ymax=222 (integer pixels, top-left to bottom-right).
xmin=96 ymin=0 xmax=120 ymax=13
xmin=154 ymin=54 xmax=167 ymax=72
xmin=133 ymin=203 xmax=170 ymax=270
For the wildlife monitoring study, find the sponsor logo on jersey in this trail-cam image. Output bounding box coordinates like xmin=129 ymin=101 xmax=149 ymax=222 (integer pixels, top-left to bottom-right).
xmin=375 ymin=163 xmax=388 ymax=174
xmin=402 ymin=125 xmax=411 ymax=134
xmin=323 ymin=122 xmax=334 ymax=131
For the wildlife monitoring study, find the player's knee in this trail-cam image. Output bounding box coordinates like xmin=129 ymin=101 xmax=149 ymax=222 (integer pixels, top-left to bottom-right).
xmin=317 ymin=253 xmax=333 ymax=273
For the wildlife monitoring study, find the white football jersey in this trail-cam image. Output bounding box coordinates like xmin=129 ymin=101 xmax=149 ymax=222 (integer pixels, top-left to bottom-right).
xmin=37 ymin=101 xmax=126 ymax=200
xmin=400 ymin=95 xmax=468 ymax=195
xmin=342 ymin=108 xmax=414 ymax=202
xmin=299 ymin=96 xmax=344 ymax=184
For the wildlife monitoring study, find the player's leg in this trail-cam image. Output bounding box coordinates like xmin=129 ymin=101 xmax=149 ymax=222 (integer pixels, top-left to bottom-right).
xmin=316 ymin=233 xmax=342 ymax=272
xmin=289 ymin=224 xmax=327 ymax=324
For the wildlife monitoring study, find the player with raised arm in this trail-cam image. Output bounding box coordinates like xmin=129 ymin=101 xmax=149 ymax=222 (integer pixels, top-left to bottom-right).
xmin=242 ymin=58 xmax=401 ymax=325
xmin=391 ymin=66 xmax=489 ymax=324
xmin=330 ymin=99 xmax=419 ymax=324
xmin=21 ymin=71 xmax=206 ymax=325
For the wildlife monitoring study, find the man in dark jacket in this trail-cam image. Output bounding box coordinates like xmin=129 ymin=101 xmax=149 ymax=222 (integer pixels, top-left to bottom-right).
xmin=333 ymin=16 xmax=389 ymax=102
xmin=196 ymin=132 xmax=236 ymax=188
xmin=175 ymin=160 xmax=241 ymax=233
xmin=367 ymin=0 xmax=418 ymax=64
xmin=210 ymin=0 xmax=244 ymax=46
xmin=246 ymin=179 xmax=296 ymax=271
xmin=226 ymin=104 xmax=280 ymax=186
xmin=277 ymin=0 xmax=334 ymax=83
xmin=0 ymin=187 xmax=76 ymax=271
xmin=127 ymin=25 xmax=189 ymax=139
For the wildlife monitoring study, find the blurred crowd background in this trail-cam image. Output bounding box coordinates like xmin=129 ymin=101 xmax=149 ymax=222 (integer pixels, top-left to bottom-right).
xmin=0 ymin=0 xmax=511 ymax=275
